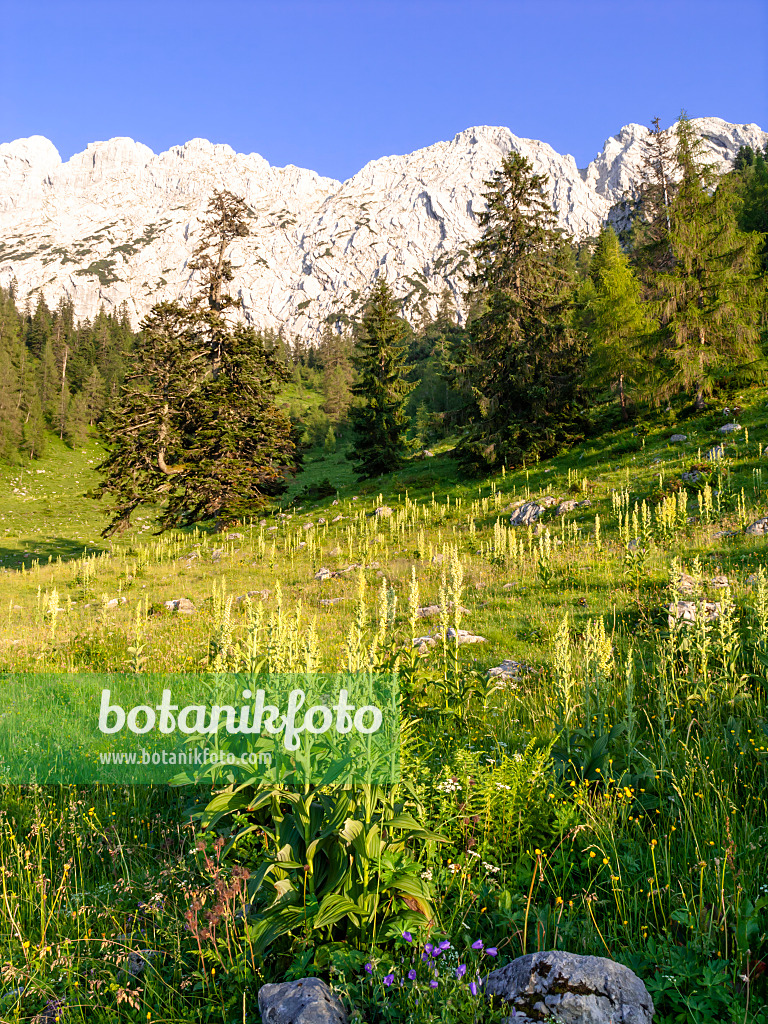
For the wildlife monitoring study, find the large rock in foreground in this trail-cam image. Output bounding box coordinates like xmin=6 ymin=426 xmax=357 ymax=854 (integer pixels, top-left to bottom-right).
xmin=485 ymin=951 xmax=654 ymax=1024
xmin=258 ymin=978 xmax=347 ymax=1024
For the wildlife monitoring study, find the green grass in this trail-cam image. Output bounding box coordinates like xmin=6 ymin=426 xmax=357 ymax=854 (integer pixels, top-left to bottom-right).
xmin=0 ymin=388 xmax=767 ymax=1022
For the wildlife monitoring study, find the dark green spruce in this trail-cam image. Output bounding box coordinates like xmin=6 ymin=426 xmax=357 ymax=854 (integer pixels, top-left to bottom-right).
xmin=348 ymin=279 xmax=416 ymax=479
xmin=96 ymin=190 xmax=297 ymax=534
xmin=453 ymin=151 xmax=588 ymax=473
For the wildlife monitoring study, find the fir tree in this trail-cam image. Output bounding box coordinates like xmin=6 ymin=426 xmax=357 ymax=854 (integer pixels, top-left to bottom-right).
xmin=454 ymin=152 xmax=586 ymax=471
xmin=348 ymin=279 xmax=416 ymax=479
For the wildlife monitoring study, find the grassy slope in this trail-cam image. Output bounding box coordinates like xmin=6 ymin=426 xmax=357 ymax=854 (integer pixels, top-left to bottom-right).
xmin=1 ymin=387 xmax=768 ymax=1022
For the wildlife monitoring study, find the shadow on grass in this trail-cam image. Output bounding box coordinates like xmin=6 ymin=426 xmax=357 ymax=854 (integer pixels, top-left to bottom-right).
xmin=0 ymin=538 xmax=109 ymax=570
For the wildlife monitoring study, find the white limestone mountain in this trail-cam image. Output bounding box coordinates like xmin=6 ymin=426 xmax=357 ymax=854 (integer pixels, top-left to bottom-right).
xmin=0 ymin=117 xmax=765 ymax=342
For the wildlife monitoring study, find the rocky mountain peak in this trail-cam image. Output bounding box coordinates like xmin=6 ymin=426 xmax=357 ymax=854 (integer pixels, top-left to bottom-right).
xmin=0 ymin=117 xmax=764 ymax=341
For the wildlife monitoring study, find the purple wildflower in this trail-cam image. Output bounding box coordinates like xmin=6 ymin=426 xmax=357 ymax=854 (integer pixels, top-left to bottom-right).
xmin=365 ymin=963 xmax=373 ymax=974
xmin=408 ymin=969 xmax=417 ymax=981
xmin=383 ymin=973 xmax=395 ymax=987
xmin=456 ymin=964 xmax=467 ymax=979
xmin=471 ymin=939 xmax=484 ymax=951
xmin=425 ymin=943 xmax=434 ymax=955
xmin=402 ymin=931 xmax=413 ymax=942
xmin=469 ymin=981 xmax=479 ymax=996
xmin=430 ymin=979 xmax=439 ymax=988
xmin=438 ymin=940 xmax=451 ymax=950
xmin=486 ymin=947 xmax=498 ymax=957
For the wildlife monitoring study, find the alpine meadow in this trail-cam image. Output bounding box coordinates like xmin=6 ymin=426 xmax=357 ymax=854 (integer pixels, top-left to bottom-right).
xmin=2 ymin=109 xmax=768 ymax=1024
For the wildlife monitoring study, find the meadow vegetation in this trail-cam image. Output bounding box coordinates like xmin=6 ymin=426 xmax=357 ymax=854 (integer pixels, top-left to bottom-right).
xmin=0 ymin=386 xmax=767 ymax=1022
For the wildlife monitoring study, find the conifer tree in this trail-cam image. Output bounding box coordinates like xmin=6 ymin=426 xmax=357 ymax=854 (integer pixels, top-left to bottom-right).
xmin=348 ymin=279 xmax=416 ymax=479
xmin=580 ymin=227 xmax=652 ymax=418
xmin=650 ymin=112 xmax=767 ymax=406
xmin=96 ymin=191 xmax=296 ymax=534
xmin=454 ymin=152 xmax=586 ymax=471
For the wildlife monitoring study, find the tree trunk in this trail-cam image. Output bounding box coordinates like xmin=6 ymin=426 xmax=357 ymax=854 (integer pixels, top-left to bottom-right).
xmin=619 ymin=373 xmax=628 ymax=420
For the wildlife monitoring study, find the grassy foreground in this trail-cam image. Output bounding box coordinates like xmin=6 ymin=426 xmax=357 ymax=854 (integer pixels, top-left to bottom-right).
xmin=0 ymin=393 xmax=768 ymax=1023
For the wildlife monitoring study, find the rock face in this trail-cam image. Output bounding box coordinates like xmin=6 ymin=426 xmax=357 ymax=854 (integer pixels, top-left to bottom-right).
xmin=510 ymin=501 xmax=547 ymax=526
xmin=1 ymin=118 xmax=764 ymax=342
xmin=258 ymin=978 xmax=347 ymax=1024
xmin=484 ymin=951 xmax=654 ymax=1024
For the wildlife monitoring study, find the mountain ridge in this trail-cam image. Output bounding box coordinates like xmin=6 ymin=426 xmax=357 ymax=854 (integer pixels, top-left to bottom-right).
xmin=1 ymin=117 xmax=765 ymax=340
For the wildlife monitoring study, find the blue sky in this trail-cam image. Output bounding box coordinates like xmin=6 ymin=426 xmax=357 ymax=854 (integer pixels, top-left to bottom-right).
xmin=2 ymin=0 xmax=766 ymax=181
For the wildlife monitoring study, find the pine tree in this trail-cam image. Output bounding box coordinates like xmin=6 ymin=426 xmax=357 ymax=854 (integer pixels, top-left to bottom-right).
xmin=454 ymin=152 xmax=586 ymax=471
xmin=348 ymin=279 xmax=416 ymax=479
xmin=580 ymin=227 xmax=652 ymax=418
xmin=96 ymin=192 xmax=296 ymax=534
xmin=651 ymin=112 xmax=767 ymax=406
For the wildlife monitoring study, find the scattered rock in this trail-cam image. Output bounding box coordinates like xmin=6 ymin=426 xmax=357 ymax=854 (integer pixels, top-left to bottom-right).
xmin=164 ymin=597 xmax=195 ymax=614
xmin=226 ymin=532 xmax=243 ymax=540
xmin=576 ymin=499 xmax=592 ymax=508
xmin=719 ymin=422 xmax=742 ymax=434
xmin=314 ymin=567 xmax=334 ymax=581
xmin=123 ymin=948 xmax=158 ymax=978
xmin=746 ymin=573 xmax=759 ymax=584
xmin=258 ymin=977 xmax=348 ymax=1024
xmin=416 ymin=604 xmax=442 ymax=618
xmin=670 ymin=433 xmax=687 ymax=442
xmin=681 ymin=470 xmax=703 ymax=483
xmin=445 ymin=627 xmax=486 ymax=644
xmin=332 ymin=499 xmax=339 ymax=505
xmin=373 ymin=506 xmax=393 ymax=517
xmin=673 ymin=572 xmax=698 ymax=594
xmin=236 ymin=589 xmax=270 ymax=604
xmin=268 ymin=526 xmax=278 ymax=532
xmin=668 ymin=600 xmax=721 ymax=627
xmin=555 ymin=500 xmax=578 ymax=515
xmin=259 ymin=519 xmax=267 ymax=526
xmin=709 ymin=575 xmax=730 ymax=588
xmin=320 ymin=598 xmax=345 ymax=607
xmin=484 ymin=950 xmax=654 ymax=1024
xmin=329 ymin=546 xmax=341 ymax=556
xmin=317 ymin=517 xmax=326 ymax=525
xmin=331 ymin=515 xmax=343 ymax=523
xmin=488 ymin=659 xmax=529 ymax=683
xmin=422 ymin=449 xmax=434 ymax=457
xmin=509 ymin=501 xmax=545 ymax=526
xmin=745 ymin=517 xmax=768 ymax=536
xmin=713 ymin=529 xmax=738 ymax=538
xmin=302 ymin=522 xmax=314 ymax=531
xmin=351 ymin=496 xmax=359 ymax=501
xmin=706 ymin=445 xmax=726 ymax=460
xmin=431 ymin=553 xmax=444 ymax=564
xmin=416 ymin=603 xmax=470 ymax=618
xmin=105 ymin=597 xmax=127 ymax=608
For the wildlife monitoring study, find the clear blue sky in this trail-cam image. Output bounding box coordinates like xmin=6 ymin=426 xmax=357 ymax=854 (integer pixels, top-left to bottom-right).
xmin=2 ymin=0 xmax=766 ymax=181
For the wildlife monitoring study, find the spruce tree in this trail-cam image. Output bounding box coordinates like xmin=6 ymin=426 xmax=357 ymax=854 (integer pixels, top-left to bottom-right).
xmin=96 ymin=191 xmax=296 ymax=534
xmin=348 ymin=279 xmax=416 ymax=479
xmin=454 ymin=152 xmax=586 ymax=472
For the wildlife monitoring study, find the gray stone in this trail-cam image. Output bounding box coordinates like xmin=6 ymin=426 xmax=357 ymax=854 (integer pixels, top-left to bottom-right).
xmin=709 ymin=574 xmax=730 ymax=588
xmin=670 ymin=433 xmax=687 ymax=442
xmin=484 ymin=950 xmax=654 ymax=1024
xmin=314 ymin=567 xmax=334 ymax=581
xmin=331 ymin=515 xmax=343 ymax=523
xmin=576 ymin=499 xmax=592 ymax=508
xmin=509 ymin=501 xmax=545 ymax=526
xmin=373 ymin=505 xmax=393 ymax=517
xmin=706 ymin=445 xmax=726 ymax=460
xmin=329 ymin=546 xmax=341 ymax=556
xmin=258 ymin=978 xmax=347 ymax=1024
xmin=226 ymin=532 xmax=243 ymax=540
xmin=681 ymin=470 xmax=702 ymax=483
xmin=745 ymin=517 xmax=768 ymax=536
xmin=488 ymin=659 xmax=529 ymax=683
xmin=668 ymin=600 xmax=721 ymax=627
xmin=164 ymin=597 xmax=195 ymax=613
xmin=719 ymin=422 xmax=742 ymax=433
xmin=555 ymin=500 xmax=578 ymax=515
